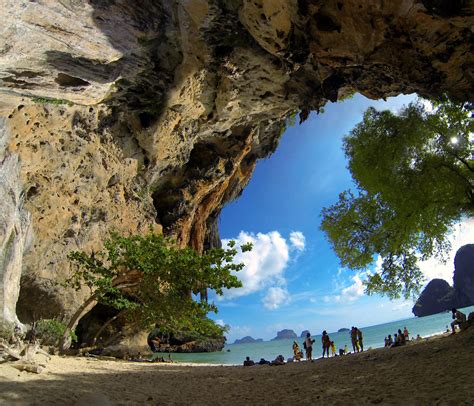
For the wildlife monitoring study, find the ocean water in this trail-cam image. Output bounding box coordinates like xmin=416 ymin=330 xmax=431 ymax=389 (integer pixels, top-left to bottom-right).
xmin=153 ymin=305 xmax=474 ymax=365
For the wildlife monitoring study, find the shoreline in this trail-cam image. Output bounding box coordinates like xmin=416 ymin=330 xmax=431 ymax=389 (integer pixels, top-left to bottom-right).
xmin=1 ymin=328 xmax=472 ymax=405
xmin=150 ymin=330 xmax=451 ymax=367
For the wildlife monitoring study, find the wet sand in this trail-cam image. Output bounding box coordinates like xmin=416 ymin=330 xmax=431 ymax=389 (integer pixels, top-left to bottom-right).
xmin=0 ymin=329 xmax=473 ymax=405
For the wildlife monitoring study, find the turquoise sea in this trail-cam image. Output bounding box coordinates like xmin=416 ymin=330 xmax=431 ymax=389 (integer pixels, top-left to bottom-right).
xmin=154 ymin=305 xmax=474 ymax=365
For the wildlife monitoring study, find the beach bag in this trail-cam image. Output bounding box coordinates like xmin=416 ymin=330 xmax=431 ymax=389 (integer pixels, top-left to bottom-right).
xmin=303 ymin=341 xmax=307 ymax=350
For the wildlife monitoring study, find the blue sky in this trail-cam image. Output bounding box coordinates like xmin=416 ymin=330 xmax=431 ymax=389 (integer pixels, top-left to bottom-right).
xmin=209 ymin=93 xmax=474 ymax=342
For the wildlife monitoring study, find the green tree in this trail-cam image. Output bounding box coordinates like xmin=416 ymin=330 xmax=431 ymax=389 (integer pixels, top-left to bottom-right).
xmin=60 ymin=232 xmax=251 ymax=351
xmin=321 ymin=98 xmax=473 ymax=299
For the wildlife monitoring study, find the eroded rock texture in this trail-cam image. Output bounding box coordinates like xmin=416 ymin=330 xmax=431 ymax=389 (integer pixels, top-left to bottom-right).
xmin=0 ymin=1 xmax=473 ymax=327
xmin=0 ymin=118 xmax=32 ymax=326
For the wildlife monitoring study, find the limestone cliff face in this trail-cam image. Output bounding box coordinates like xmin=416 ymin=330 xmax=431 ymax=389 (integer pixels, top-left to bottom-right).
xmin=8 ymin=103 xmax=158 ymax=322
xmin=453 ymin=244 xmax=474 ymax=305
xmin=413 ymin=245 xmax=474 ymax=317
xmin=0 ymin=1 xmax=473 ymax=325
xmin=0 ymin=118 xmax=32 ymax=325
xmin=412 ymin=279 xmax=455 ymax=317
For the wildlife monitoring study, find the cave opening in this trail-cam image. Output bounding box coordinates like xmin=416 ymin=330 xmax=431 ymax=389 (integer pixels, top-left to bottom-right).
xmin=16 ymin=275 xmax=64 ymax=324
xmin=138 ymin=111 xmax=157 ymax=129
xmin=55 ymin=73 xmax=90 ymax=87
xmin=75 ymin=303 xmax=121 ymax=348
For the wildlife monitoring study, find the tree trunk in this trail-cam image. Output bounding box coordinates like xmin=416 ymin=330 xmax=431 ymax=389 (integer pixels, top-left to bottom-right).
xmin=92 ymin=311 xmax=123 ymax=346
xmin=59 ymin=293 xmax=99 ymax=353
xmin=59 ymin=281 xmax=139 ymax=353
xmin=200 ymin=287 xmax=208 ymax=303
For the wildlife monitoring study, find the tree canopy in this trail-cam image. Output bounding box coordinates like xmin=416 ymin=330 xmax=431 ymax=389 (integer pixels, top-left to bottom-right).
xmin=66 ymin=232 xmax=252 ymax=340
xmin=321 ymin=98 xmax=473 ymax=299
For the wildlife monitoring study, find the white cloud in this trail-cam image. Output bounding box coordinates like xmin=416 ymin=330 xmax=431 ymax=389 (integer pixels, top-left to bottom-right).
xmin=325 ymin=272 xmax=365 ymax=304
xmin=418 ymin=218 xmax=474 ymax=285
xmin=226 ymin=325 xmax=251 ymax=341
xmin=339 ymin=274 xmax=365 ymax=302
xmin=221 ymin=231 xmax=289 ymax=298
xmin=220 ymin=231 xmax=306 ymax=309
xmin=289 ymin=231 xmax=306 ymax=251
xmin=262 ymin=287 xmax=291 ymax=310
xmin=214 ymin=319 xmax=225 ymax=327
xmin=420 ymin=98 xmax=434 ymax=113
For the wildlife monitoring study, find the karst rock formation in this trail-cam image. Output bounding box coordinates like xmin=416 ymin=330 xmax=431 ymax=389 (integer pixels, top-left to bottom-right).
xmin=0 ymin=1 xmax=473 ymax=333
xmin=413 ymin=244 xmax=474 ymax=317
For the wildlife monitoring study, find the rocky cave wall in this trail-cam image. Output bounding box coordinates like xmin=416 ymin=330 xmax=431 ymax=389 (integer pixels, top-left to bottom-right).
xmin=0 ymin=0 xmax=473 ymax=325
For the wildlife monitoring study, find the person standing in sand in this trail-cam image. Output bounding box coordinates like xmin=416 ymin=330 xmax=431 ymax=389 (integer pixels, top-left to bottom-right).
xmin=403 ymin=327 xmax=409 ymax=341
xmin=350 ymin=327 xmax=359 ymax=353
xmin=321 ymin=331 xmax=331 ymax=358
xmin=304 ymin=332 xmax=315 ymax=361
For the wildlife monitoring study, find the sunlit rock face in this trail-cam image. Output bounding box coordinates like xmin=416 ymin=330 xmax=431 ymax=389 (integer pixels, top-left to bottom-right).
xmin=0 ymin=118 xmax=32 ymax=326
xmin=0 ymin=0 xmax=472 ymax=322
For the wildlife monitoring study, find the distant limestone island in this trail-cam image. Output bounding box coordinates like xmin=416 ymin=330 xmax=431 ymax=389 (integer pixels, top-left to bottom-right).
xmin=233 ymin=336 xmax=263 ymax=345
xmin=300 ymin=330 xmax=310 ymax=338
xmin=235 ymin=327 xmax=362 ymax=344
xmin=413 ymin=244 xmax=474 ymax=317
xmin=271 ymin=329 xmax=297 ymax=340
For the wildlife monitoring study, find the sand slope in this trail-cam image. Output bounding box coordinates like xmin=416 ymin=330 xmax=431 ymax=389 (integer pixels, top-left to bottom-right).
xmin=1 ymin=329 xmax=473 ymax=405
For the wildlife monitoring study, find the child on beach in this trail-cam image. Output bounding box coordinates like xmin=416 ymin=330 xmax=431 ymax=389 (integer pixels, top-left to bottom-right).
xmin=357 ymin=328 xmax=363 ymax=352
xmin=292 ymin=341 xmax=302 ymax=361
xmin=330 ymin=341 xmax=336 ymax=357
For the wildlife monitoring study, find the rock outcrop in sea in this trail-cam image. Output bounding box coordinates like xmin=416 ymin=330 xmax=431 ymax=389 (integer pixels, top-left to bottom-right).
xmin=272 ymin=329 xmax=297 ymax=341
xmin=413 ymin=245 xmax=474 ymax=317
xmin=0 ymin=1 xmax=472 ymax=350
xmin=234 ymin=336 xmax=263 ymax=345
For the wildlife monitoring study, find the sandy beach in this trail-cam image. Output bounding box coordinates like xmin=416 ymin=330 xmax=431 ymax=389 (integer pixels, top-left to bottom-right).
xmin=1 ymin=329 xmax=473 ymax=405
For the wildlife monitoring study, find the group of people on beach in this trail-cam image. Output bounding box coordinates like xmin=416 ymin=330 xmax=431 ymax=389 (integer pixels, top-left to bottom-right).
xmin=242 ymin=308 xmax=473 ymax=367
xmin=382 ymin=308 xmax=469 ymax=349
xmin=301 ymin=331 xmax=339 ymax=361
xmin=384 ymin=326 xmax=411 ymax=348
xmin=243 ymin=329 xmax=355 ymax=367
